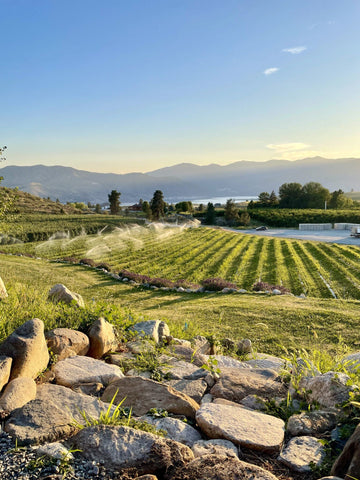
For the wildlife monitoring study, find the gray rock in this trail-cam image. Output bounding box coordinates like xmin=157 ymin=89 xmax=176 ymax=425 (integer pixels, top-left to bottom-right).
xmin=45 ymin=328 xmax=90 ymax=360
xmin=237 ymin=339 xmax=252 ymax=354
xmin=191 ymin=336 xmax=211 ymax=355
xmin=287 ymin=410 xmax=339 ymax=436
xmin=166 ymin=378 xmax=207 ymax=404
xmin=162 ymin=359 xmax=208 ymax=381
xmin=0 ymin=318 xmax=49 ymax=380
xmin=199 ymin=355 xmax=252 ymax=371
xmin=48 ymin=284 xmax=84 ymax=308
xmin=192 ymin=439 xmax=239 ymax=458
xmin=101 ymin=376 xmax=199 ymax=418
xmin=5 ymin=398 xmax=75 ymax=445
xmin=165 ymin=454 xmax=280 ymax=480
xmin=0 ymin=356 xmax=12 ymax=391
xmin=106 ymin=352 xmax=135 ymax=368
xmin=210 ymin=367 xmax=286 ymax=403
xmin=126 ymin=339 xmax=155 ymax=355
xmin=196 ymin=403 xmax=285 ymax=453
xmin=242 ymin=353 xmax=287 ymax=373
xmin=142 ymin=416 xmax=202 ymax=446
xmin=36 ymin=442 xmax=75 ymax=461
xmin=278 ymin=436 xmax=326 ymax=472
xmin=53 ymin=355 xmax=124 ymax=388
xmin=299 ymin=372 xmax=353 ymax=408
xmin=240 ymin=394 xmax=267 ymax=411
xmin=70 ymin=425 xmax=194 ymax=475
xmin=130 ymin=320 xmax=170 ymax=344
xmin=0 ymin=377 xmax=36 ymax=411
xmin=71 ymin=382 xmax=103 ymax=396
xmin=87 ymin=317 xmax=118 ymax=359
xmin=0 ymin=276 xmax=8 ymax=299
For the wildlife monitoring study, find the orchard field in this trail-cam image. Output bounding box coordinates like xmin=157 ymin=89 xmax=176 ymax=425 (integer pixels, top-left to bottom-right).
xmin=2 ymin=224 xmax=360 ymax=300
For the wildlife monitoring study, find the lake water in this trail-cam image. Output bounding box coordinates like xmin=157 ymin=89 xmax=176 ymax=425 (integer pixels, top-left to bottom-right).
xmin=189 ymin=195 xmax=257 ymax=205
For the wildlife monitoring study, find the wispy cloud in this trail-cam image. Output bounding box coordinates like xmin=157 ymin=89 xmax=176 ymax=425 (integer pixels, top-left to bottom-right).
xmin=267 ymin=143 xmax=310 ymax=153
xmin=282 ymin=46 xmax=307 ymax=54
xmin=263 ymin=67 xmax=279 ymax=76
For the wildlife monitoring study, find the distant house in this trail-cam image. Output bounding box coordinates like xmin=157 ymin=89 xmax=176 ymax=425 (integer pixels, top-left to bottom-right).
xmin=128 ymin=203 xmax=143 ymax=211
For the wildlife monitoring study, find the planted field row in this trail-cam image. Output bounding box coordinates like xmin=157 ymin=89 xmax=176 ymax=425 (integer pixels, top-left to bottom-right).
xmin=2 ymin=225 xmax=360 ymax=300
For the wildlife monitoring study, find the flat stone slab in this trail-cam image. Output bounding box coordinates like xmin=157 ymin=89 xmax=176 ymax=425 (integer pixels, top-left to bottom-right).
xmin=70 ymin=425 xmax=193 ymax=475
xmin=102 ymin=376 xmax=199 ymax=419
xmin=278 ymin=436 xmax=325 ymax=472
xmin=53 ymin=355 xmax=124 ymax=387
xmin=192 ymin=439 xmax=239 ymax=458
xmin=165 ymin=454 xmax=280 ymax=480
xmin=242 ymin=353 xmax=288 ymax=372
xmin=167 ymin=378 xmax=207 ymax=404
xmin=210 ymin=367 xmax=286 ymax=403
xmin=196 ymin=403 xmax=285 ymax=453
xmin=287 ymin=410 xmax=338 ymax=436
xmin=142 ymin=416 xmax=202 ymax=446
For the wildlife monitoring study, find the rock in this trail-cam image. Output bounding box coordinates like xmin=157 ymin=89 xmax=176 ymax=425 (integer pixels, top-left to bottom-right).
xmin=0 ymin=276 xmax=8 ymax=299
xmin=142 ymin=416 xmax=202 ymax=446
xmin=165 ymin=454 xmax=280 ymax=480
xmin=199 ymin=355 xmax=252 ymax=371
xmin=242 ymin=353 xmax=287 ymax=373
xmin=192 ymin=439 xmax=239 ymax=458
xmin=287 ymin=410 xmax=339 ymax=436
xmin=162 ymin=359 xmax=208 ymax=381
xmin=191 ymin=336 xmax=211 ymax=355
xmin=71 ymin=382 xmax=103 ymax=396
xmin=0 ymin=377 xmax=36 ymax=411
xmin=126 ymin=369 xmax=152 ymax=379
xmin=87 ymin=317 xmax=118 ymax=359
xmin=101 ymin=377 xmax=199 ymax=419
xmin=36 ymin=383 xmax=116 ymax=424
xmin=299 ymin=372 xmax=353 ymax=408
xmin=107 ymin=352 xmax=135 ymax=369
xmin=70 ymin=425 xmax=194 ymax=475
xmin=0 ymin=318 xmax=49 ymax=380
xmin=166 ymin=378 xmax=208 ymax=404
xmin=5 ymin=398 xmax=75 ymax=445
xmin=272 ymin=289 xmax=282 ymax=295
xmin=318 ymin=478 xmax=343 ymax=480
xmin=48 ymin=284 xmax=84 ymax=307
xmin=196 ymin=403 xmax=284 ymax=453
xmin=36 ymin=442 xmax=74 ymax=461
xmin=0 ymin=356 xmax=12 ymax=390
xmin=278 ymin=436 xmax=326 ymax=472
xmin=53 ymin=355 xmax=124 ymax=388
xmin=210 ymin=367 xmax=286 ymax=403
xmin=45 ymin=328 xmax=90 ymax=360
xmin=137 ymin=476 xmax=158 ymax=480
xmin=331 ymin=423 xmax=360 ymax=479
xmin=126 ymin=339 xmax=155 ymax=355
xmin=130 ymin=320 xmax=170 ymax=344
xmin=237 ymin=339 xmax=252 ymax=354
xmin=240 ymin=394 xmax=267 ymax=411
xmin=201 ymin=393 xmax=213 ymax=404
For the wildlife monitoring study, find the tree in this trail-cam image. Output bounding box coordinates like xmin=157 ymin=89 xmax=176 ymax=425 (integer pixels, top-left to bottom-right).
xmin=175 ymin=201 xmax=193 ymax=213
xmin=301 ymin=182 xmax=330 ymax=209
xmin=198 ymin=203 xmax=204 ymax=212
xmin=224 ymin=199 xmax=239 ymax=224
xmin=278 ymin=183 xmax=303 ymax=208
xmin=108 ymin=190 xmax=121 ymax=215
xmin=150 ymin=190 xmax=165 ymax=220
xmin=142 ymin=200 xmax=152 ymax=219
xmin=239 ymin=212 xmax=251 ymax=226
xmin=269 ymin=190 xmax=279 ymax=207
xmin=258 ymin=192 xmax=270 ymax=206
xmin=95 ymin=203 xmax=102 ymax=214
xmin=204 ymin=202 xmax=216 ymax=225
xmin=328 ymin=189 xmax=353 ymax=209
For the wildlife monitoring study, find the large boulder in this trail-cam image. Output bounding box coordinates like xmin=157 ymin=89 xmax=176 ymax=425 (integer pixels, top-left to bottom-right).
xmin=210 ymin=367 xmax=286 ymax=403
xmin=0 ymin=319 xmax=49 ymax=380
xmin=278 ymin=436 xmax=326 ymax=472
xmin=0 ymin=377 xmax=36 ymax=412
xmin=196 ymin=403 xmax=285 ymax=453
xmin=70 ymin=425 xmax=194 ymax=476
xmin=101 ymin=377 xmax=199 ymax=419
xmin=87 ymin=317 xmax=118 ymax=359
xmin=48 ymin=284 xmax=84 ymax=308
xmin=0 ymin=276 xmax=8 ymax=299
xmin=0 ymin=356 xmax=12 ymax=391
xmin=130 ymin=320 xmax=170 ymax=344
xmin=53 ymin=355 xmax=123 ymax=388
xmin=299 ymin=372 xmax=353 ymax=408
xmin=164 ymin=454 xmax=280 ymax=480
xmin=287 ymin=410 xmax=339 ymax=436
xmin=45 ymin=328 xmax=90 ymax=360
xmin=331 ymin=423 xmax=360 ymax=479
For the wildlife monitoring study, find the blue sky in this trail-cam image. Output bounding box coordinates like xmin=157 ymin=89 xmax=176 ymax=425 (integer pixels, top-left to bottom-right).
xmin=1 ymin=0 xmax=360 ymax=173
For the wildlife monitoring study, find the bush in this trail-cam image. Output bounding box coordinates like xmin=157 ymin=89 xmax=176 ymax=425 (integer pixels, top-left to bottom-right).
xmin=148 ymin=277 xmax=174 ymax=288
xmin=253 ymin=281 xmax=290 ymax=294
xmin=62 ymin=256 xmax=79 ymax=264
xmin=119 ymin=270 xmax=151 ymax=284
xmin=96 ymin=262 xmax=112 ymax=272
xmin=202 ymin=277 xmax=238 ymax=291
xmin=79 ymin=258 xmax=96 ymax=267
xmin=174 ymin=279 xmax=200 ymax=290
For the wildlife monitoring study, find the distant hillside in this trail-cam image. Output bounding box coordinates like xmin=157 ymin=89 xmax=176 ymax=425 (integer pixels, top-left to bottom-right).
xmin=346 ymin=191 xmax=360 ymax=201
xmin=1 ymin=157 xmax=360 ymax=203
xmin=0 ymin=187 xmax=82 ymax=214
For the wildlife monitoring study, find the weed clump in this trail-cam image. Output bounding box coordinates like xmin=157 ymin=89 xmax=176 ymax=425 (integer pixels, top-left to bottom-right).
xmin=201 ymin=277 xmax=237 ymax=292
xmin=253 ymin=281 xmax=290 ymax=294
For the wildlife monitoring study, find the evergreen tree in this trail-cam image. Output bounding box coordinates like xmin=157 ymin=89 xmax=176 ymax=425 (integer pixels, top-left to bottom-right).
xmin=150 ymin=190 xmax=165 ymax=220
xmin=108 ymin=190 xmax=121 ymax=215
xmin=224 ymin=198 xmax=239 ymax=224
xmin=142 ymin=200 xmax=152 ymax=219
xmin=204 ymin=202 xmax=216 ymax=225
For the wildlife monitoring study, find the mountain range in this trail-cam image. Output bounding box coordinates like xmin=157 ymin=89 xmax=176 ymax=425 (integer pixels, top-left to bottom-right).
xmin=0 ymin=157 xmax=359 ymax=204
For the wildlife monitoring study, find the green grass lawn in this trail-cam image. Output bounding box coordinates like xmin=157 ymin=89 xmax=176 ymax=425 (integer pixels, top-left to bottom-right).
xmin=1 ymin=254 xmax=359 ymax=356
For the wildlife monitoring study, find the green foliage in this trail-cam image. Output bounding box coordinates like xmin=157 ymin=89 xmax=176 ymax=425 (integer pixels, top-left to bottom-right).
xmin=108 ymin=190 xmax=121 ymax=215
xmin=175 ymin=201 xmax=193 ymax=213
xmin=201 ymin=356 xmax=221 ymax=376
xmin=224 ymin=199 xmax=239 ymax=224
xmin=150 ymin=190 xmax=165 ymax=220
xmin=147 ymin=408 xmax=169 ymax=418
xmin=204 ymin=202 xmax=216 ymax=224
xmin=142 ymin=200 xmax=152 ymax=219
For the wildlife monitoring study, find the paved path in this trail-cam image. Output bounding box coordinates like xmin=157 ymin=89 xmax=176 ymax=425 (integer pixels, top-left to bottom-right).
xmin=223 ymin=227 xmax=360 ymax=246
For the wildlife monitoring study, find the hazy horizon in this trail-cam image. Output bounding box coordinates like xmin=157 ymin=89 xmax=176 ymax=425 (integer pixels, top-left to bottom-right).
xmin=2 ymin=1 xmax=360 ymax=173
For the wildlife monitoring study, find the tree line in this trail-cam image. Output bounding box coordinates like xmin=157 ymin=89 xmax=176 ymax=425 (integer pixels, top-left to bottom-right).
xmin=249 ymin=182 xmax=355 ymax=210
